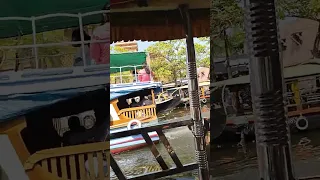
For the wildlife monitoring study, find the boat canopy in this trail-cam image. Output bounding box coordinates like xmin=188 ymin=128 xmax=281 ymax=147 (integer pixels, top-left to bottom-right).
xmin=110 ymin=52 xmax=147 ymax=73
xmin=110 ymin=82 xmax=162 ymax=100
xmin=0 ymin=85 xmax=106 ymax=122
xmin=0 ymin=0 xmax=108 ymax=38
xmin=210 ymin=63 xmax=320 ymax=87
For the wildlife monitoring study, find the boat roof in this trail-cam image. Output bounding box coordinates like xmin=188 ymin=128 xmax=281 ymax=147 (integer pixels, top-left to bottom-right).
xmin=0 ymin=85 xmax=106 ymax=123
xmin=110 ymin=52 xmax=147 ymax=73
xmin=110 ymin=82 xmax=162 ymax=100
xmin=210 ymin=63 xmax=320 ymax=87
xmin=0 ymin=0 xmax=108 ymax=38
xmin=110 ymin=0 xmax=209 ymax=42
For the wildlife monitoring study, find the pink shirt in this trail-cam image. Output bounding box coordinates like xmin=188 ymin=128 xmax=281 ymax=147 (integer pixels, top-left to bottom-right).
xmin=90 ymin=23 xmax=110 ymax=64
xmin=138 ymin=69 xmax=153 ymax=82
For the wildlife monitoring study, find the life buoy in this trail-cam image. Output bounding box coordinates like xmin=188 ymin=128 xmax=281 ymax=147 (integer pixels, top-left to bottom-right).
xmin=127 ymin=119 xmax=142 ymax=130
xmin=201 ymin=98 xmax=207 ymax=104
xmin=295 ymin=116 xmax=308 ymax=131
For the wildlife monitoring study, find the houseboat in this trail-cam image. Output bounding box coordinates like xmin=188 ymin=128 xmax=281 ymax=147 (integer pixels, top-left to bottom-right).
xmin=167 ymin=80 xmax=210 ymax=107
xmin=211 ymin=63 xmax=320 ymax=138
xmin=110 ymin=82 xmax=162 ymax=154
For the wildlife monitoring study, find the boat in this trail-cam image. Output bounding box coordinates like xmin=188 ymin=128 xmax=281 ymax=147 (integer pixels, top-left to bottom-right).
xmin=110 ymin=51 xmax=181 ymax=113
xmin=167 ymin=81 xmax=210 ymax=107
xmin=110 ymin=82 xmax=162 ymax=154
xmin=211 ymin=63 xmax=320 ymax=140
xmin=0 ymin=2 xmax=110 ymax=180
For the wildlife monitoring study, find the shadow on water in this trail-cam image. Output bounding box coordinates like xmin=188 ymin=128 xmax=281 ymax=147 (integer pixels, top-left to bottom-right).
xmin=111 ymin=107 xmax=320 ymax=180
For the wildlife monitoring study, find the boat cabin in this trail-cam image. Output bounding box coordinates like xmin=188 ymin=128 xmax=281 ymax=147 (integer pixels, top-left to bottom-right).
xmin=110 ymin=82 xmax=161 ymax=131
xmin=167 ymin=81 xmax=210 ymax=104
xmin=211 ymin=63 xmax=320 ymax=130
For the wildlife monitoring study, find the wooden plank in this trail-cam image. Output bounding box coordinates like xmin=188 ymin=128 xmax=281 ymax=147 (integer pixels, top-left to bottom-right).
xmin=24 ymin=141 xmax=110 ymax=170
xmin=50 ymin=158 xmax=58 ymax=176
xmin=41 ymin=159 xmax=48 ymax=170
xmin=69 ymin=155 xmax=77 ymax=180
xmin=97 ymin=152 xmax=105 ymax=179
xmin=88 ymin=153 xmax=95 ymax=179
xmin=60 ymin=157 xmax=68 ymax=179
xmin=78 ymin=154 xmax=87 ymax=180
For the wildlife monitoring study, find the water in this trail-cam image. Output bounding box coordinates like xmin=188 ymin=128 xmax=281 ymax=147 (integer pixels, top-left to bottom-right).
xmin=111 ymin=107 xmax=320 ymax=180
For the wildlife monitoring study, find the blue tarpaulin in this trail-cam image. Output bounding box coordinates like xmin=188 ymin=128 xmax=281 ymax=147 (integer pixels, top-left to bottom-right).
xmin=110 ymin=82 xmax=162 ymax=100
xmin=0 ymin=85 xmax=106 ymax=122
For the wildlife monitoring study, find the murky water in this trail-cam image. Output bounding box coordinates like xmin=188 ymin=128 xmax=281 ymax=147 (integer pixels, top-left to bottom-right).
xmin=111 ymin=107 xmax=320 ymax=180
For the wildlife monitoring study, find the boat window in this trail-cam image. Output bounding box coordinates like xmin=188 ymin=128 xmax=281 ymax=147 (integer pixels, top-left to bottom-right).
xmin=52 ymin=110 xmax=96 ymax=137
xmin=21 ymin=88 xmax=109 ymax=154
xmin=224 ymin=85 xmax=252 ymax=116
xmin=117 ymin=89 xmax=153 ymax=109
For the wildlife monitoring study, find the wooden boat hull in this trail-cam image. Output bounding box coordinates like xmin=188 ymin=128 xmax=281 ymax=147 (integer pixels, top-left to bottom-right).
xmin=156 ymin=97 xmax=181 ymax=114
xmin=110 ymin=131 xmax=159 ymax=154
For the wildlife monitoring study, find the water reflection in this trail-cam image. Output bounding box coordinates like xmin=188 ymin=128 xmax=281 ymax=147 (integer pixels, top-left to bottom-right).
xmin=111 ymin=107 xmax=320 ymax=180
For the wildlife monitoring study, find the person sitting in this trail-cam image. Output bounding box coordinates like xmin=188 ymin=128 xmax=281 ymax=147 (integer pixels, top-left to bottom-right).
xmin=90 ymin=3 xmax=110 ymax=64
xmin=71 ymin=28 xmax=94 ymax=66
xmin=62 ymin=116 xmax=86 ymax=146
xmin=130 ymin=98 xmax=140 ymax=108
xmin=142 ymin=95 xmax=153 ymax=106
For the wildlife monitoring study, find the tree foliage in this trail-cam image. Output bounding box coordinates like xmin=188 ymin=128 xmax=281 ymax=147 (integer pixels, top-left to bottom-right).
xmin=147 ymin=38 xmax=210 ymax=84
xmin=0 ymin=29 xmax=79 ymax=71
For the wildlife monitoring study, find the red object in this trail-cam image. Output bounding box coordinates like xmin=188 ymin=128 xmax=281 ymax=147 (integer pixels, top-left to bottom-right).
xmin=138 ymin=69 xmax=153 ymax=82
xmin=90 ymin=23 xmax=110 ymax=64
xmin=111 ymin=133 xmax=159 ymax=154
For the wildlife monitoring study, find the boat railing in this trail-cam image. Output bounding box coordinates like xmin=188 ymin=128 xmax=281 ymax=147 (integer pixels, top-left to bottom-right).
xmin=0 ymin=10 xmax=108 ymax=74
xmin=110 ymin=65 xmax=153 ymax=84
xmin=117 ymin=105 xmax=157 ymax=120
xmin=24 ymin=141 xmax=110 ymax=180
xmin=286 ymin=87 xmax=320 ymax=110
xmin=110 ymin=119 xmax=199 ymax=180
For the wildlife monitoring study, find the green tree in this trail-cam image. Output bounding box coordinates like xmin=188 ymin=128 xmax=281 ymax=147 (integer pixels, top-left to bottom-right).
xmin=147 ymin=38 xmax=210 ymax=85
xmin=211 ymin=0 xmax=244 ymax=78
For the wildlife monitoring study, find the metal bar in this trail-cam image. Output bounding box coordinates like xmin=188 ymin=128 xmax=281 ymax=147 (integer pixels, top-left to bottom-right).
xmin=178 ymin=4 xmax=210 ymax=180
xmin=110 ymin=155 xmax=127 ymax=180
xmin=156 ymin=129 xmax=183 ymax=168
xmin=128 ymin=163 xmax=198 ymax=180
xmin=0 ymin=39 xmax=108 ymax=50
xmin=119 ymin=67 xmax=123 ymax=83
xmin=0 ymin=11 xmax=109 ymax=21
xmin=31 ymin=17 xmax=38 ymax=69
xmin=110 ymin=119 xmax=193 ymax=139
xmin=78 ymin=14 xmax=87 ymax=67
xmin=141 ymin=131 xmax=169 ymax=170
xmin=244 ymin=0 xmax=295 ymax=179
xmin=134 ymin=66 xmax=138 ymax=82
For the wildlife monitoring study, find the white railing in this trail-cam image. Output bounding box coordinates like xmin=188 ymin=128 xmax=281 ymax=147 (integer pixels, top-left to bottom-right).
xmin=0 ymin=10 xmax=109 ymax=70
xmin=110 ymin=65 xmax=153 ymax=84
